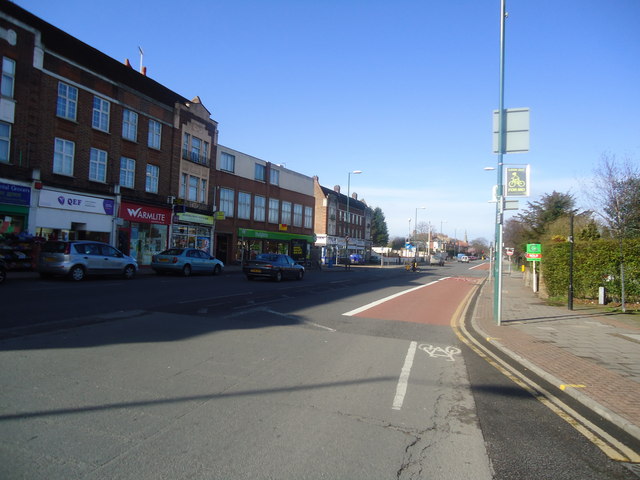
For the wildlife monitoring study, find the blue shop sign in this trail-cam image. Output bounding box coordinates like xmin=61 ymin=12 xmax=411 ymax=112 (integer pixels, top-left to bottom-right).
xmin=0 ymin=182 xmax=31 ymax=206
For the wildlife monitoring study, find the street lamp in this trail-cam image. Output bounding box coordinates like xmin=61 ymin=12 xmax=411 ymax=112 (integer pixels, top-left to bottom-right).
xmin=415 ymin=207 xmax=426 ymax=261
xmin=345 ymin=170 xmax=362 ymax=269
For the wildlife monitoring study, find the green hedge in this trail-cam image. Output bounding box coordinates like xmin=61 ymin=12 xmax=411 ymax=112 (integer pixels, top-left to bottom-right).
xmin=542 ymin=239 xmax=640 ymax=301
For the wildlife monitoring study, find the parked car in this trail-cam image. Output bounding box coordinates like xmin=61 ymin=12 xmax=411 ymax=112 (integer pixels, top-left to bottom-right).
xmin=459 ymin=255 xmax=470 ymax=263
xmin=38 ymin=240 xmax=137 ymax=281
xmin=151 ymin=248 xmax=224 ymax=276
xmin=0 ymin=258 xmax=6 ymax=284
xmin=243 ymin=253 xmax=304 ymax=281
xmin=349 ymin=254 xmax=365 ymax=265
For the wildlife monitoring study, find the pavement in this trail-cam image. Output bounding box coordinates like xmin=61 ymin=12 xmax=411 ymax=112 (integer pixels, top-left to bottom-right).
xmin=472 ymin=270 xmax=640 ymax=447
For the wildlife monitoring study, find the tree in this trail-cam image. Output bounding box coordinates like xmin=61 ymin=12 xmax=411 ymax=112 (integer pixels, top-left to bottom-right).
xmin=587 ymin=154 xmax=640 ymax=238
xmin=370 ymin=207 xmax=389 ymax=247
xmin=390 ymin=236 xmax=405 ymax=251
xmin=515 ymin=191 xmax=576 ymax=238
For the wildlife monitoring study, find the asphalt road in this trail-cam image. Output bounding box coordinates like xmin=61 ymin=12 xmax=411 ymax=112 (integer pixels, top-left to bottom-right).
xmin=0 ymin=263 xmax=636 ymax=479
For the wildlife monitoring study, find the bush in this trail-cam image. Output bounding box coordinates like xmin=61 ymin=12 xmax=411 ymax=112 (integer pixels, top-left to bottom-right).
xmin=541 ymin=239 xmax=640 ymax=302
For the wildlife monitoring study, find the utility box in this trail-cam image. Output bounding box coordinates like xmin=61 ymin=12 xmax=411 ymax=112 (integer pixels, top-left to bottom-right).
xmin=599 ymin=287 xmax=607 ymax=305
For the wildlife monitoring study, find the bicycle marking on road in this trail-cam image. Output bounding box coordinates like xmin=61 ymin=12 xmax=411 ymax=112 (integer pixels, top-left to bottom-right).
xmin=418 ymin=344 xmax=461 ymax=362
xmin=392 ymin=341 xmax=417 ymax=410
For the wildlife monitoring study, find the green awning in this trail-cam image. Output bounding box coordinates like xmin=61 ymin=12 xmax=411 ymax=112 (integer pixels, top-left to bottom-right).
xmin=238 ymin=228 xmax=315 ymax=243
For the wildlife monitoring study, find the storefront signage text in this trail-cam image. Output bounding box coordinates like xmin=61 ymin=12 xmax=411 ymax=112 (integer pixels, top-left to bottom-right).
xmin=39 ymin=189 xmax=114 ymax=215
xmin=0 ymin=182 xmax=31 ymax=206
xmin=120 ymin=201 xmax=171 ymax=225
xmin=176 ymin=212 xmax=214 ymax=225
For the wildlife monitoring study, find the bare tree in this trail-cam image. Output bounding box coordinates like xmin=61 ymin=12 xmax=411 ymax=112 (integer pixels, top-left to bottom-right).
xmin=586 ymin=154 xmax=640 ymax=311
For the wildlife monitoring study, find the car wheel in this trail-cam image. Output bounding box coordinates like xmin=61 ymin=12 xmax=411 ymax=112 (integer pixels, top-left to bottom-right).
xmin=69 ymin=265 xmax=85 ymax=281
xmin=274 ymin=271 xmax=283 ymax=282
xmin=123 ymin=265 xmax=136 ymax=280
xmin=296 ymin=270 xmax=304 ymax=281
xmin=213 ymin=264 xmax=221 ymax=276
xmin=182 ymin=264 xmax=192 ymax=277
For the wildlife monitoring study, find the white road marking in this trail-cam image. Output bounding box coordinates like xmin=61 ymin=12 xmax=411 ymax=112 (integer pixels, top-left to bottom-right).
xmin=392 ymin=341 xmax=417 ymax=411
xmin=342 ymin=278 xmax=449 ymax=317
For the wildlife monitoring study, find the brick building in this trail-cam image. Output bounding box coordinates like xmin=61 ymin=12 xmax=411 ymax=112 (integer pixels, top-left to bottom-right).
xmin=214 ymin=146 xmax=315 ymax=265
xmin=313 ymin=176 xmax=372 ymax=265
xmin=0 ymin=2 xmax=315 ymax=269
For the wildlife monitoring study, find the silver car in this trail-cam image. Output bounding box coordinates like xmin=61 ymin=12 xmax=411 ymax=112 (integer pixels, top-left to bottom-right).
xmin=151 ymin=248 xmax=224 ymax=276
xmin=38 ymin=241 xmax=138 ymax=281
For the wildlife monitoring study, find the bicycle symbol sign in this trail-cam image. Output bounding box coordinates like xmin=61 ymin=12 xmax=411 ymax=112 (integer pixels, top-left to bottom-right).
xmin=505 ymin=166 xmax=529 ymax=197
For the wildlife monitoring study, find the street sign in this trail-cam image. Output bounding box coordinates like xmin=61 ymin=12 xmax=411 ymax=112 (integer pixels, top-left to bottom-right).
xmin=526 ymin=243 xmax=541 ymax=254
xmin=505 ymin=165 xmax=530 ymax=197
xmin=492 ymin=108 xmax=530 ymax=153
xmin=525 ymin=253 xmax=541 ymax=262
xmin=505 ymin=247 xmax=514 ymax=256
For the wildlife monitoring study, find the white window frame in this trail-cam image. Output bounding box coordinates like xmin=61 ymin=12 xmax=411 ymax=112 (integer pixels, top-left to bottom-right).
xmin=293 ymin=204 xmax=303 ymax=227
xmin=120 ymin=157 xmax=135 ymax=189
xmin=220 ymin=188 xmax=235 ymax=218
xmin=53 ymin=138 xmax=74 ymax=176
xmin=304 ymin=206 xmax=312 ymax=229
xmin=221 ymin=152 xmax=235 ymax=172
xmin=238 ymin=192 xmax=251 ymax=220
xmin=145 ymin=164 xmax=159 ymax=193
xmin=92 ymin=96 xmax=110 ymax=132
xmin=122 ymin=109 xmax=138 ymax=141
xmin=268 ymin=198 xmax=279 ymax=224
xmin=89 ymin=148 xmax=108 ymax=182
xmin=254 ymin=195 xmax=266 ymax=222
xmin=188 ymin=175 xmax=198 ymax=202
xmin=281 ymin=201 xmax=292 ymax=226
xmin=148 ymin=119 xmax=162 ymax=149
xmin=1 ymin=57 xmax=16 ymax=98
xmin=270 ymin=168 xmax=279 ymax=186
xmin=200 ymin=179 xmax=207 ymax=203
xmin=56 ymin=82 xmax=77 ymax=121
xmin=0 ymin=121 xmax=10 ymax=163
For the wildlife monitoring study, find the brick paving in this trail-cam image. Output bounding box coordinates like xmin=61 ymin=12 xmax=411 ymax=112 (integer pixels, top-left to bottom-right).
xmin=471 ymin=272 xmax=640 ymax=441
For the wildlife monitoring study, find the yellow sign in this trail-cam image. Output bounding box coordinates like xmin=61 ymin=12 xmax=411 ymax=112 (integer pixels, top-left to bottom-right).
xmin=279 ymin=224 xmax=288 ymax=231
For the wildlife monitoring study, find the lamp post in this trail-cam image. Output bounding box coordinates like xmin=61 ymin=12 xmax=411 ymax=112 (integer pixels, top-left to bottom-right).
xmin=415 ymin=207 xmax=426 ymax=262
xmin=345 ymin=170 xmax=362 ymax=269
xmin=493 ymin=0 xmax=507 ymax=326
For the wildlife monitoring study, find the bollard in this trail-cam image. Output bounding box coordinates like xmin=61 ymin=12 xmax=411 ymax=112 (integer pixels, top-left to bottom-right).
xmin=599 ymin=286 xmax=606 ymax=305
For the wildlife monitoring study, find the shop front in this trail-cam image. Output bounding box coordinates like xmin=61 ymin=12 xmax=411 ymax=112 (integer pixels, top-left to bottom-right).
xmin=118 ymin=201 xmax=171 ymax=266
xmin=315 ymin=234 xmax=367 ymax=265
xmin=34 ymin=188 xmax=114 ymax=243
xmin=238 ymin=228 xmax=315 ymax=263
xmin=171 ymin=211 xmax=214 ymax=255
xmin=0 ymin=181 xmax=35 ymax=270
xmin=0 ymin=181 xmax=30 ymax=235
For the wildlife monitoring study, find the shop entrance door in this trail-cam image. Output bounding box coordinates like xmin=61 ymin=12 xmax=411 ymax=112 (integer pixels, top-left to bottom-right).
xmin=216 ymin=234 xmax=229 ymax=264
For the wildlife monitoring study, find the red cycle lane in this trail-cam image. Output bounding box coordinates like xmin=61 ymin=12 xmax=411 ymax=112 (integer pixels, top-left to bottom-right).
xmin=347 ymin=277 xmax=481 ymax=326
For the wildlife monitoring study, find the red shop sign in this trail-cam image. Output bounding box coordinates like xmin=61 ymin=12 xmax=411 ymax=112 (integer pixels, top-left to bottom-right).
xmin=119 ymin=201 xmax=172 ymax=225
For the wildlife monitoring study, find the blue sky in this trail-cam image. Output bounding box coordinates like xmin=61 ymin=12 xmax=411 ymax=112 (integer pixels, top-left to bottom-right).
xmin=15 ymin=0 xmax=640 ymax=242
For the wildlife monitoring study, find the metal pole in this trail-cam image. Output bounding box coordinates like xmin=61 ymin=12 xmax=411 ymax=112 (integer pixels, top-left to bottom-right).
xmin=494 ymin=0 xmax=507 ymax=326
xmin=345 ymin=172 xmax=351 ymax=270
xmin=568 ymin=212 xmax=574 ymax=310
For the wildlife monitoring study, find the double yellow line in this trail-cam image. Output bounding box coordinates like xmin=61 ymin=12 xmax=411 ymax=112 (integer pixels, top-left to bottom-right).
xmin=450 ymin=281 xmax=640 ymax=464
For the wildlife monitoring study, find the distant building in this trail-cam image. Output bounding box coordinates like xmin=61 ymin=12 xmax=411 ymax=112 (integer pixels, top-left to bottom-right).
xmin=313 ymin=176 xmax=372 ymax=265
xmin=214 ymin=146 xmax=315 ymax=265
